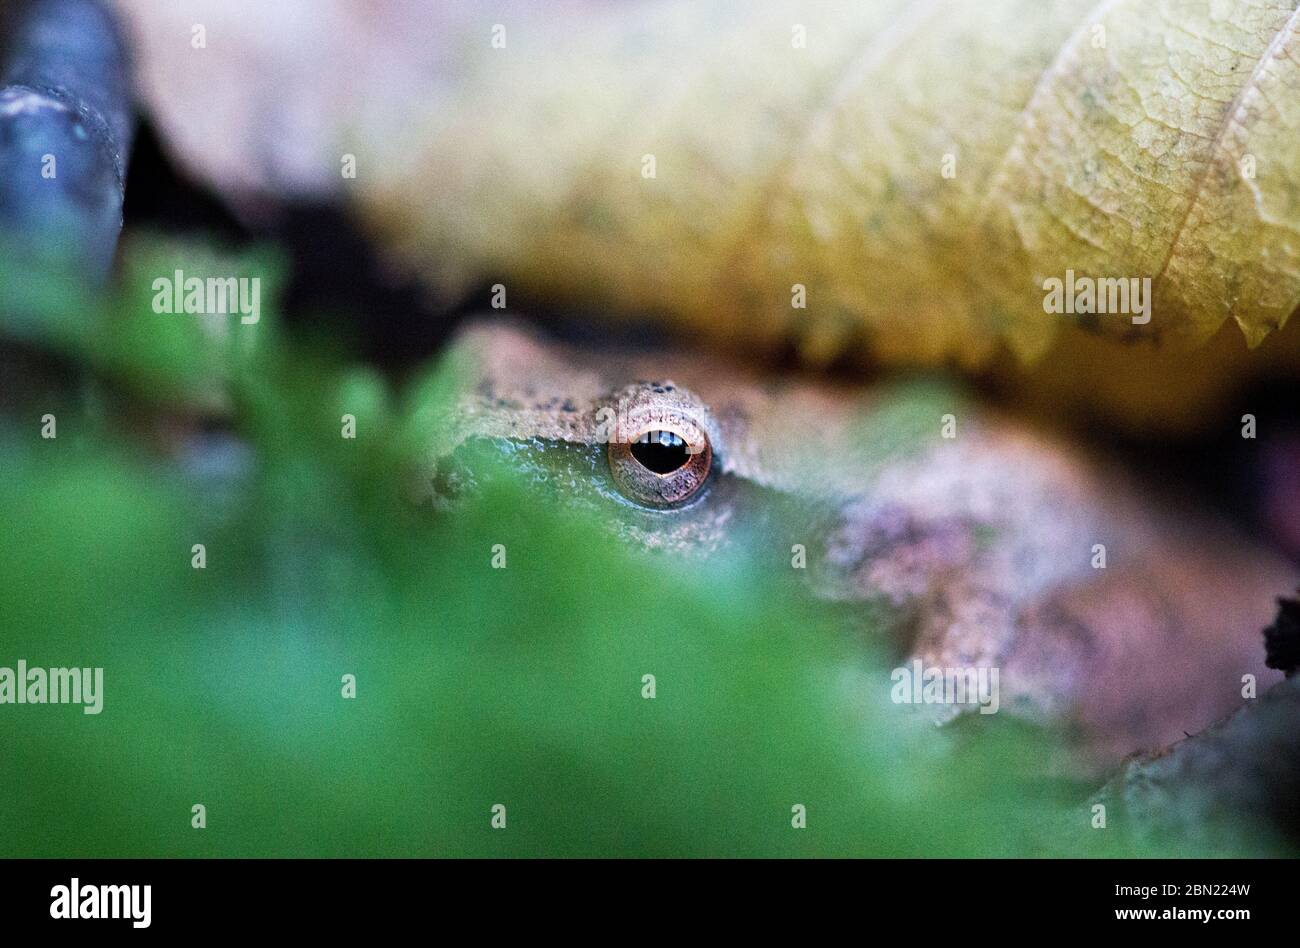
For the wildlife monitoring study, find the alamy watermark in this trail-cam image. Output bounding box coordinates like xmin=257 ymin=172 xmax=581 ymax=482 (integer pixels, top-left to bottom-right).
xmin=890 ymin=659 xmax=999 ymax=714
xmin=152 ymin=269 xmax=260 ymax=324
xmin=50 ymin=878 xmax=150 ymax=928
xmin=1042 ymin=270 xmax=1151 ymax=325
xmin=0 ymin=660 xmax=103 ymax=714
xmin=593 ymin=396 xmax=707 ymax=452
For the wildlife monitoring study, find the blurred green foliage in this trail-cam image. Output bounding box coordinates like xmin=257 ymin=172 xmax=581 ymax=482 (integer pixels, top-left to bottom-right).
xmin=0 ymin=238 xmax=1272 ymax=857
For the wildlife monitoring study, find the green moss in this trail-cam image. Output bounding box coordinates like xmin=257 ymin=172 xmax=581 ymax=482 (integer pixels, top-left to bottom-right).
xmin=0 ymin=237 xmax=1274 ymax=857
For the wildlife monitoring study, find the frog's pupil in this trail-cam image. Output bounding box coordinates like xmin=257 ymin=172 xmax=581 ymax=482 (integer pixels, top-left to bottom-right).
xmin=630 ymin=430 xmax=689 ymax=474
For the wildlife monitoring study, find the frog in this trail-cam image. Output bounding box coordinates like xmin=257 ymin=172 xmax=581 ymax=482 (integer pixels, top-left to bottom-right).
xmin=419 ymin=319 xmax=1296 ymax=772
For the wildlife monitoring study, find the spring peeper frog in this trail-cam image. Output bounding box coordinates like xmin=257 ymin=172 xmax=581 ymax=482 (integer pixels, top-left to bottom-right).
xmin=420 ymin=320 xmax=1295 ymax=771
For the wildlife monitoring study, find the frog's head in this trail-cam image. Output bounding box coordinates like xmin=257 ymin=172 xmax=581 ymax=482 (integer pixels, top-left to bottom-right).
xmin=415 ymin=320 xmax=1097 ymax=632
xmin=418 ymin=320 xmax=877 ymax=557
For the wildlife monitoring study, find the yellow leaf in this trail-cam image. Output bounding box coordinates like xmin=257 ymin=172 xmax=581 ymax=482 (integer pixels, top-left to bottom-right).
xmin=358 ymin=0 xmax=1300 ymax=364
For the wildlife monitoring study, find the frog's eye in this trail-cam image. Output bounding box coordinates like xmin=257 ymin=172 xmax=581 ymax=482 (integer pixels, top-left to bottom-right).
xmin=606 ymin=387 xmax=713 ymax=509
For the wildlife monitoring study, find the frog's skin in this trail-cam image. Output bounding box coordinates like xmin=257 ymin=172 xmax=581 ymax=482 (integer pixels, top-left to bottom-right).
xmin=424 ymin=320 xmax=1295 ymax=770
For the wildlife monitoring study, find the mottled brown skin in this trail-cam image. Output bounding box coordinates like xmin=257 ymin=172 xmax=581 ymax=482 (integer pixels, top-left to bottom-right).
xmin=427 ymin=320 xmax=1295 ymax=772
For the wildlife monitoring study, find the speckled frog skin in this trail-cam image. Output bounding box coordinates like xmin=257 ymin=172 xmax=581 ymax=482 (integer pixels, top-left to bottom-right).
xmin=424 ymin=321 xmax=1295 ymax=771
